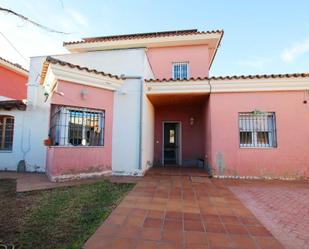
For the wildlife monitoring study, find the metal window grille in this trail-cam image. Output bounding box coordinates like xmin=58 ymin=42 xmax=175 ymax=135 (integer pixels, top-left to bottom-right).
xmin=0 ymin=115 xmax=14 ymax=150
xmin=50 ymin=105 xmax=104 ymax=146
xmin=173 ymin=62 xmax=189 ymax=80
xmin=239 ymin=112 xmax=277 ymax=148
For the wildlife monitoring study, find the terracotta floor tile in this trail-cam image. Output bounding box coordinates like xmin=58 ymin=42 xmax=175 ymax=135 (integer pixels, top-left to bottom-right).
xmin=124 ymin=214 xmax=145 ymax=227
xmin=207 ymin=232 xmax=233 ymax=248
xmin=157 ymin=241 xmax=183 ymax=249
xmin=118 ymin=226 xmax=141 ymax=238
xmin=144 ymin=217 xmax=164 ymax=229
xmin=184 ymin=231 xmax=207 ymax=244
xmin=220 ymin=215 xmax=240 ymax=225
xmin=131 ymin=208 xmax=148 ymax=217
xmin=224 ymin=224 xmax=248 ymax=235
xmin=106 ymin=214 xmax=127 ymax=225
xmin=184 ymin=212 xmax=201 ymax=221
xmin=230 ymin=234 xmax=259 ymax=249
xmin=166 ymin=211 xmax=183 ymax=220
xmin=148 ymin=210 xmax=166 ymax=219
xmin=162 ymin=229 xmax=184 ymax=242
xmin=184 ymin=244 xmax=208 ymax=249
xmin=140 ymin=228 xmax=162 ymax=241
xmin=202 ymin=215 xmax=221 ymax=224
xmin=164 ymin=219 xmax=183 ymax=231
xmin=253 ymin=236 xmax=285 ymax=249
xmin=135 ymin=240 xmax=158 ymax=249
xmin=246 ymin=226 xmax=272 ymax=236
xmin=184 ymin=220 xmax=204 ymax=232
xmin=205 ymin=223 xmax=226 ymax=233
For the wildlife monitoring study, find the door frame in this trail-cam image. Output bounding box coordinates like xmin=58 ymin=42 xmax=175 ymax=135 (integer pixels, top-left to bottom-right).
xmin=162 ymin=121 xmax=182 ymax=165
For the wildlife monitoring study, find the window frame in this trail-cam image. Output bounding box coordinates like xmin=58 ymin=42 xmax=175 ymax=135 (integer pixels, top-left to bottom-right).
xmin=238 ymin=112 xmax=277 ymax=149
xmin=0 ymin=115 xmax=14 ymax=151
xmin=172 ymin=62 xmax=189 ymax=80
xmin=49 ymin=105 xmax=105 ymax=147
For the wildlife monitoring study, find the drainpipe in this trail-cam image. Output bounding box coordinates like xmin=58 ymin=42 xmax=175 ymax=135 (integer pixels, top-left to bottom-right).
xmin=121 ymin=75 xmax=144 ymax=172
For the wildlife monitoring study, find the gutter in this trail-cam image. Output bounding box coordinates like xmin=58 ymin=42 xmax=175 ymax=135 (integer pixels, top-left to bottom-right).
xmin=121 ymin=75 xmax=144 ymax=171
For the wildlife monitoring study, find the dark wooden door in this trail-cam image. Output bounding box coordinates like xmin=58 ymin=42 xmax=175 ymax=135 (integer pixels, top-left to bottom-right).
xmin=163 ymin=122 xmax=179 ymax=165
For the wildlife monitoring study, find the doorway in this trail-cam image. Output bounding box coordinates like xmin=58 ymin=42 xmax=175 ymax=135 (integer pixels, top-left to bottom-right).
xmin=163 ymin=122 xmax=181 ymax=165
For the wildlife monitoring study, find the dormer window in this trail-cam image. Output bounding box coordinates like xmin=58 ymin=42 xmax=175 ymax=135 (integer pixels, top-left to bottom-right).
xmin=172 ymin=62 xmax=189 ymax=80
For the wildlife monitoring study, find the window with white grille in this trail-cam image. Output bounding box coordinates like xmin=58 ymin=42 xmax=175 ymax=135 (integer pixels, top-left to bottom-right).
xmin=239 ymin=112 xmax=277 ymax=148
xmin=0 ymin=116 xmax=14 ymax=150
xmin=50 ymin=106 xmax=104 ymax=146
xmin=172 ymin=62 xmax=189 ymax=80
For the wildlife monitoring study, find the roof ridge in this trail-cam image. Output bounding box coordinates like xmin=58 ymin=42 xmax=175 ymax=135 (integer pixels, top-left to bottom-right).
xmin=63 ymin=29 xmax=223 ymax=46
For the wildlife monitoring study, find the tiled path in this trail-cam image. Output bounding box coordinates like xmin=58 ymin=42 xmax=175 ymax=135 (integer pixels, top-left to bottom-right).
xmin=84 ymin=168 xmax=285 ymax=249
xmin=230 ymin=185 xmax=309 ymax=249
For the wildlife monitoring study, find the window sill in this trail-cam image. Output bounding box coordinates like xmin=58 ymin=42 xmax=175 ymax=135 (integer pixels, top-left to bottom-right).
xmin=0 ymin=150 xmax=13 ymax=153
xmin=239 ymin=146 xmax=277 ymax=149
xmin=49 ymin=146 xmax=104 ymax=148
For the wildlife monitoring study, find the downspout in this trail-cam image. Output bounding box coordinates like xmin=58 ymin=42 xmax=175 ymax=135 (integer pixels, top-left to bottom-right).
xmin=121 ymin=75 xmax=144 ymax=172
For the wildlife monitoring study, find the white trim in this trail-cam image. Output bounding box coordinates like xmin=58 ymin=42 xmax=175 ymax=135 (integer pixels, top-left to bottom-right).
xmin=162 ymin=121 xmax=182 ymax=165
xmin=0 ymin=58 xmax=28 ymax=76
xmin=145 ymin=77 xmax=309 ymax=94
xmin=64 ymin=33 xmax=222 ymax=52
xmin=48 ymin=170 xmax=112 ymax=182
xmin=42 ymin=63 xmax=124 ymax=94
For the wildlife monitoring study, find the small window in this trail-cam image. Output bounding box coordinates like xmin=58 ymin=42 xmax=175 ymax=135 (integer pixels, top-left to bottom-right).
xmin=239 ymin=112 xmax=277 ymax=148
xmin=50 ymin=106 xmax=104 ymax=146
xmin=172 ymin=62 xmax=189 ymax=80
xmin=0 ymin=116 xmax=14 ymax=151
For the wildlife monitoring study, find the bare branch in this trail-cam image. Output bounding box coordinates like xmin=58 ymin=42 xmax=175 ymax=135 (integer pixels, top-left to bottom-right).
xmin=0 ymin=6 xmax=70 ymax=34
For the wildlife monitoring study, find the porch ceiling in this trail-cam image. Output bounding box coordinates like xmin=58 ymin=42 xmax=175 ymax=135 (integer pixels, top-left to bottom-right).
xmin=147 ymin=93 xmax=208 ymax=107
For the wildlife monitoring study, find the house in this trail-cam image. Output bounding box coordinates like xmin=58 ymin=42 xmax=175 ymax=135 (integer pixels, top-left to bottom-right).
xmin=1 ymin=29 xmax=308 ymax=180
xmin=0 ymin=57 xmax=28 ymax=170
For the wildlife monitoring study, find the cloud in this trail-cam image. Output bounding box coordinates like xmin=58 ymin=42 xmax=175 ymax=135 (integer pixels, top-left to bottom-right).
xmin=281 ymin=39 xmax=309 ymax=63
xmin=66 ymin=9 xmax=89 ymax=28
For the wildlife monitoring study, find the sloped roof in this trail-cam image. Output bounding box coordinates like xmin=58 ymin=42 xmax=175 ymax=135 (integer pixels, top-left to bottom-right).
xmin=0 ymin=56 xmax=28 ymax=76
xmin=145 ymin=73 xmax=309 ymax=83
xmin=40 ymin=56 xmax=123 ymax=84
xmin=64 ymin=29 xmax=223 ymax=46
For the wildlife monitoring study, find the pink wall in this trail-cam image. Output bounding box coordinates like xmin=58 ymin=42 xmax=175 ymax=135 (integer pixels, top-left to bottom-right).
xmin=208 ymin=91 xmax=309 ymax=179
xmin=146 ymin=45 xmax=210 ymax=80
xmin=0 ymin=65 xmax=27 ymax=100
xmin=46 ymin=80 xmax=114 ymax=180
xmin=154 ymin=104 xmax=205 ymax=166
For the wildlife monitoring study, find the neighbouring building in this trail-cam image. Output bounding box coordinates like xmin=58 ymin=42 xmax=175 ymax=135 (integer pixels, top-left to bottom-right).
xmin=0 ymin=57 xmax=28 ymax=170
xmin=0 ymin=29 xmax=308 ymax=181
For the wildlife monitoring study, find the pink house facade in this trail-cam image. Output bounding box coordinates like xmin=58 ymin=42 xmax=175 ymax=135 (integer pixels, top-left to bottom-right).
xmin=1 ymin=29 xmax=308 ymax=180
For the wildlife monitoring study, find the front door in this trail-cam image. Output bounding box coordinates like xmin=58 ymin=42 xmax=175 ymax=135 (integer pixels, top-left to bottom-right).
xmin=163 ymin=122 xmax=180 ymax=165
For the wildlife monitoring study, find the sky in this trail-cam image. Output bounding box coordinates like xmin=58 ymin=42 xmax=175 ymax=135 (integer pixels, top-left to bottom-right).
xmin=0 ymin=0 xmax=309 ymax=76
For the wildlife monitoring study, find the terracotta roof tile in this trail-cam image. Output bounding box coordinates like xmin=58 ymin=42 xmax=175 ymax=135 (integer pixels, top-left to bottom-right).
xmin=0 ymin=56 xmax=28 ymax=73
xmin=63 ymin=29 xmax=223 ymax=46
xmin=145 ymin=73 xmax=309 ymax=83
xmin=0 ymin=100 xmax=26 ymax=111
xmin=40 ymin=56 xmax=123 ymax=84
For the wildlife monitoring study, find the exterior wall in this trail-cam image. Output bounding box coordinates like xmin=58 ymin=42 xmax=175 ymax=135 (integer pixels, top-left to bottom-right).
xmin=46 ymin=80 xmax=114 ymax=181
xmin=208 ymin=91 xmax=309 ymax=179
xmin=0 ymin=65 xmax=27 ymax=99
xmin=154 ymin=104 xmax=204 ymax=166
xmin=146 ymin=45 xmax=210 ymax=80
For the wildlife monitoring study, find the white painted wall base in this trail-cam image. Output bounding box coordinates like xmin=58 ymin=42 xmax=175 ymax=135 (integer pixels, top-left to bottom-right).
xmin=48 ymin=170 xmax=112 ymax=182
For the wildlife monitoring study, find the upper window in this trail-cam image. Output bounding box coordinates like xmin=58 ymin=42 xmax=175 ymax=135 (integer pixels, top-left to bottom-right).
xmin=0 ymin=116 xmax=14 ymax=151
xmin=239 ymin=112 xmax=277 ymax=148
xmin=172 ymin=62 xmax=189 ymax=80
xmin=50 ymin=106 xmax=104 ymax=146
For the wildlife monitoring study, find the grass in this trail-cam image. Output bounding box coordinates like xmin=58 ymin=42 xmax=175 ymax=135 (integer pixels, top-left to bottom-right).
xmin=0 ymin=179 xmax=134 ymax=249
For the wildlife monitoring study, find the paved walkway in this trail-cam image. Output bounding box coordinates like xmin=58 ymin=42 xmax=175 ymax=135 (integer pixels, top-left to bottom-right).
xmin=230 ymin=185 xmax=309 ymax=249
xmin=84 ymin=168 xmax=285 ymax=249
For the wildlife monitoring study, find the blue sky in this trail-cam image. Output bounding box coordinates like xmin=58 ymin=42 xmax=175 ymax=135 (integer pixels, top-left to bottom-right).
xmin=0 ymin=0 xmax=309 ymax=76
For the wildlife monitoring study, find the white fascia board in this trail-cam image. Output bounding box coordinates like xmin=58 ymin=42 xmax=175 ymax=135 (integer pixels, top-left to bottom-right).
xmin=42 ymin=64 xmax=124 ymax=93
xmin=145 ymin=77 xmax=309 ymax=94
xmin=65 ymin=33 xmax=221 ymax=52
xmin=0 ymin=59 xmax=28 ymax=76
xmin=145 ymin=80 xmax=211 ymax=94
xmin=210 ymin=78 xmax=309 ymax=92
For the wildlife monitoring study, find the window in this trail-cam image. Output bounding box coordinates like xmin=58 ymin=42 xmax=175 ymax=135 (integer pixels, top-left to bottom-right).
xmin=0 ymin=116 xmax=14 ymax=151
xmin=239 ymin=112 xmax=277 ymax=148
xmin=50 ymin=106 xmax=104 ymax=146
xmin=172 ymin=62 xmax=189 ymax=80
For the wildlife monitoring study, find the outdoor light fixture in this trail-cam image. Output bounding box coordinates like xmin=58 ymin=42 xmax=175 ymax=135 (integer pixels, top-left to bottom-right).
xmin=190 ymin=117 xmax=194 ymax=126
